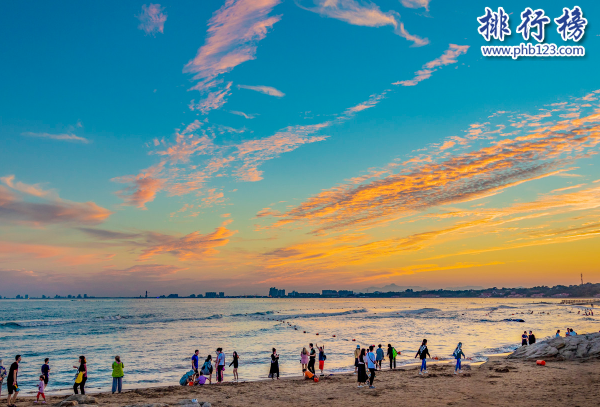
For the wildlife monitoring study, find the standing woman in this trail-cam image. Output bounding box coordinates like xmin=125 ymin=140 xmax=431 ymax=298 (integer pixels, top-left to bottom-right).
xmin=357 ymin=349 xmax=368 ymax=388
xmin=269 ymin=348 xmax=280 ymax=380
xmin=73 ymin=356 xmax=88 ymax=394
xmin=229 ymin=351 xmax=239 ymax=382
xmin=112 ymin=356 xmax=124 ymax=394
xmin=300 ymin=347 xmax=309 ymax=373
xmin=201 ymin=355 xmax=213 ymax=384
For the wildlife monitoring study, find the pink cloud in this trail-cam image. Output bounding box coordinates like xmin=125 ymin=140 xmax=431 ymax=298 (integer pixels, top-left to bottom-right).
xmin=137 ymin=4 xmax=167 ymax=35
xmin=394 ymin=44 xmax=469 ymax=86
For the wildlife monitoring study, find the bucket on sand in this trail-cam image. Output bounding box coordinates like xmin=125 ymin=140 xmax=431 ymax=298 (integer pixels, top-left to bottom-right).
xmin=536 ymin=360 xmax=546 ymax=366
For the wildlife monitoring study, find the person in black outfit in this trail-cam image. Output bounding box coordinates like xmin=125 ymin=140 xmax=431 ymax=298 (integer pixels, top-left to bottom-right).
xmin=415 ymin=339 xmax=431 ymax=374
xmin=308 ymin=343 xmax=316 ymax=374
xmin=528 ymin=331 xmax=536 ymax=344
xmin=387 ymin=344 xmax=396 ymax=370
xmin=7 ymin=355 xmax=21 ymax=407
xmin=73 ymin=355 xmax=87 ymax=394
xmin=521 ymin=331 xmax=528 ymax=346
xmin=357 ymin=348 xmax=368 ymax=387
xmin=269 ymin=348 xmax=280 ymax=380
xmin=41 ymin=358 xmax=50 ymax=387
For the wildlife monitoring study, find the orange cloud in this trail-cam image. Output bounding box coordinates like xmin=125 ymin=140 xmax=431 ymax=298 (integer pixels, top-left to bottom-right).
xmin=393 ymin=44 xmax=469 ymax=86
xmin=136 ymin=3 xmax=167 ymax=36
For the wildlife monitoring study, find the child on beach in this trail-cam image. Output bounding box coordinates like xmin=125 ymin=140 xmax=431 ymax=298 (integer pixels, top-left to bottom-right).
xmin=415 ymin=339 xmax=430 ymax=375
xmin=36 ymin=374 xmax=46 ymax=403
xmin=229 ymin=351 xmax=239 ymax=382
xmin=376 ymin=344 xmax=384 ymax=370
xmin=301 ymin=347 xmax=309 ymax=373
xmin=318 ymin=344 xmax=326 ymax=376
xmin=453 ymin=342 xmax=465 ymax=374
xmin=353 ymin=345 xmax=360 ymax=374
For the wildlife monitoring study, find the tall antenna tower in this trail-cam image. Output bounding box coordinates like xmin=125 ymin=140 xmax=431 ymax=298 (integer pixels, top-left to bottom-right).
xmin=581 ymin=273 xmax=584 ymax=285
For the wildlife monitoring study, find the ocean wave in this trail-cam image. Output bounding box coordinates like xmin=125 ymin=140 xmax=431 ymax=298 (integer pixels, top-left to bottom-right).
xmin=280 ymin=308 xmax=368 ymax=319
xmin=0 ymin=315 xmax=124 ymax=329
xmin=231 ymin=310 xmax=275 ymax=317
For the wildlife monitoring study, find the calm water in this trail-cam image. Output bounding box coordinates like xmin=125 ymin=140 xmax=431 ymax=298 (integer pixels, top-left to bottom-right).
xmin=0 ymin=298 xmax=597 ymax=395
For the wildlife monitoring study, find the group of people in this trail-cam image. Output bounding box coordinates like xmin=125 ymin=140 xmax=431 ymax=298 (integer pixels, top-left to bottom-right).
xmin=189 ymin=348 xmax=240 ymax=386
xmin=0 ymin=354 xmax=125 ymax=406
xmin=557 ymin=328 xmax=577 ymax=336
xmin=300 ymin=343 xmax=326 ymax=377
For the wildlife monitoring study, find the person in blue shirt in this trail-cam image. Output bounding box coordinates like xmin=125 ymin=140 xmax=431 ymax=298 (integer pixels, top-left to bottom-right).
xmin=375 ymin=344 xmax=384 ymax=370
xmin=191 ymin=350 xmax=200 ymax=378
xmin=366 ymin=345 xmax=377 ymax=389
xmin=453 ymin=343 xmax=465 ymax=374
xmin=415 ymin=339 xmax=430 ymax=375
xmin=555 ymin=329 xmax=561 ymax=337
xmin=216 ymin=348 xmax=225 ymax=383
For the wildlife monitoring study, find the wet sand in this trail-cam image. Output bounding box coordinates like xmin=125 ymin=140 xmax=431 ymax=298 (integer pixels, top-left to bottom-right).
xmin=10 ymin=357 xmax=600 ymax=406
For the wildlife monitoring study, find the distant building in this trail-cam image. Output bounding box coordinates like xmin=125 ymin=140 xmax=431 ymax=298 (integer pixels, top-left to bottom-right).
xmin=197 ymin=294 xmax=204 ymax=298
xmin=24 ymin=295 xmax=29 ymax=299
xmin=422 ymin=294 xmax=440 ymax=298
xmin=205 ymin=292 xmax=217 ymax=298
xmin=189 ymin=294 xmax=196 ymax=298
xmin=77 ymin=294 xmax=82 ymax=299
xmin=322 ymin=290 xmax=338 ymax=296
xmin=479 ymin=292 xmax=492 ymax=298
xmin=145 ymin=291 xmax=148 ymax=298
xmin=269 ymin=287 xmax=285 ymax=297
xmin=16 ymin=295 xmax=21 ymax=299
xmin=84 ymin=294 xmax=88 ymax=298
xmin=288 ymin=290 xmax=299 ymax=297
xmin=507 ymin=294 xmax=525 ymax=298
xmin=219 ymin=292 xmax=225 ymax=298
xmin=531 ymin=293 xmax=544 ymax=298
xmin=552 ymin=293 xmax=570 ymax=298
xmin=167 ymin=294 xmax=179 ymax=298
xmin=338 ymin=290 xmax=353 ymax=297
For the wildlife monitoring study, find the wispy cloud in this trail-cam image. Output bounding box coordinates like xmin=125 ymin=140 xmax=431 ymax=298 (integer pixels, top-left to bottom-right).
xmin=400 ymin=0 xmax=430 ymax=11
xmin=137 ymin=4 xmax=167 ymax=35
xmin=0 ymin=176 xmax=112 ymax=226
xmin=238 ymin=84 xmax=285 ymax=97
xmin=189 ymin=82 xmax=233 ymax=114
xmin=21 ymin=132 xmax=90 ymax=143
xmin=301 ymin=0 xmax=428 ymax=47
xmin=183 ymin=0 xmax=282 ymax=113
xmin=394 ymin=44 xmax=469 ymax=86
xmin=230 ymin=110 xmax=257 ymax=119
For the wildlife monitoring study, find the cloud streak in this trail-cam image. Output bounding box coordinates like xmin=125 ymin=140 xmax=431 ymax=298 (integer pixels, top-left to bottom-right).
xmin=21 ymin=132 xmax=90 ymax=143
xmin=394 ymin=44 xmax=469 ymax=86
xmin=238 ymin=84 xmax=285 ymax=97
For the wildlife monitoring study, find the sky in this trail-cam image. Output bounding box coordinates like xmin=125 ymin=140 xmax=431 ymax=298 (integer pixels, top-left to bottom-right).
xmin=1 ymin=0 xmax=599 ymax=297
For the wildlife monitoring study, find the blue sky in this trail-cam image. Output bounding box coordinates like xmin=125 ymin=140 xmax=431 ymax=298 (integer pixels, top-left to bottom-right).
xmin=1 ymin=0 xmax=599 ymax=296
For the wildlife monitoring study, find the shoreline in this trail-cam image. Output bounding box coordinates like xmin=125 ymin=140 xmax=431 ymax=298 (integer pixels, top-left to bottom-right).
xmin=8 ymin=355 xmax=600 ymax=406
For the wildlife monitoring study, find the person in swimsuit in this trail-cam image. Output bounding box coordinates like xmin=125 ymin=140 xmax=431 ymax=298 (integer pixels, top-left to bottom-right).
xmin=229 ymin=351 xmax=239 ymax=382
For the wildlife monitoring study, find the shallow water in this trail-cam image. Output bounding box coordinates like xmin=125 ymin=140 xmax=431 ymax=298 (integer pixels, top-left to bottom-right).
xmin=0 ymin=298 xmax=597 ymax=395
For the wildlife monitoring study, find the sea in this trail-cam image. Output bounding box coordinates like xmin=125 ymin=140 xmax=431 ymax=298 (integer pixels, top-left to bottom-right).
xmin=0 ymin=298 xmax=598 ymax=395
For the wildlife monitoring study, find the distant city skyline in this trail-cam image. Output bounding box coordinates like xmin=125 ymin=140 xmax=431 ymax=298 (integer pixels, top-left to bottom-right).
xmin=1 ymin=1 xmax=599 ymax=296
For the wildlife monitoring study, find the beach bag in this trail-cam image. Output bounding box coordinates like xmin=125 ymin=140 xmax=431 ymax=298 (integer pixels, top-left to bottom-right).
xmin=75 ymin=372 xmax=84 ymax=384
xmin=179 ymin=370 xmax=195 ymax=386
xmin=392 ymin=348 xmax=398 ymax=358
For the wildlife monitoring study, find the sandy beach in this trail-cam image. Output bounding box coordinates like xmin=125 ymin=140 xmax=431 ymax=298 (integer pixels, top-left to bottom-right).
xmin=8 ymin=356 xmax=600 ymax=407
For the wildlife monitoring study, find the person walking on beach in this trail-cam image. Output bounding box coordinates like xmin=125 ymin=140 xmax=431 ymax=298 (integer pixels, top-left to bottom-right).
xmin=357 ymin=349 xmax=368 ymax=388
xmin=216 ymin=348 xmax=225 ymax=383
xmin=366 ymin=345 xmax=377 ymax=389
xmin=387 ymin=344 xmax=397 ymax=370
xmin=415 ymin=339 xmax=430 ymax=375
xmin=269 ymin=348 xmax=280 ymax=380
xmin=318 ymin=344 xmax=326 ymax=376
xmin=41 ymin=358 xmax=50 ymax=389
xmin=201 ymin=355 xmax=213 ymax=384
xmin=191 ymin=350 xmax=200 ymax=378
xmin=7 ymin=355 xmax=21 ymax=407
xmin=73 ymin=356 xmax=87 ymax=395
xmin=301 ymin=347 xmax=309 ymax=373
xmin=453 ymin=342 xmax=465 ymax=374
xmin=353 ymin=345 xmax=361 ymax=374
xmin=36 ymin=374 xmax=46 ymax=403
xmin=112 ymin=356 xmax=124 ymax=394
xmin=308 ymin=343 xmax=316 ymax=374
xmin=376 ymin=344 xmax=384 ymax=370
xmin=528 ymin=331 xmax=536 ymax=345
xmin=521 ymin=331 xmax=528 ymax=346
xmin=0 ymin=359 xmax=7 ymax=400
xmin=229 ymin=351 xmax=239 ymax=382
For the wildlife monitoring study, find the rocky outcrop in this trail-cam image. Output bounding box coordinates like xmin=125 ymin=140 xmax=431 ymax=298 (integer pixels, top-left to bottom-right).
xmin=123 ymin=404 xmax=170 ymax=407
xmin=508 ymin=332 xmax=600 ymax=360
xmin=54 ymin=395 xmax=98 ymax=407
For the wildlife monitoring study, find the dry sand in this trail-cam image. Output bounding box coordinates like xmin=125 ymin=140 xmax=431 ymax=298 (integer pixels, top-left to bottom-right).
xmin=11 ymin=357 xmax=600 ymax=406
